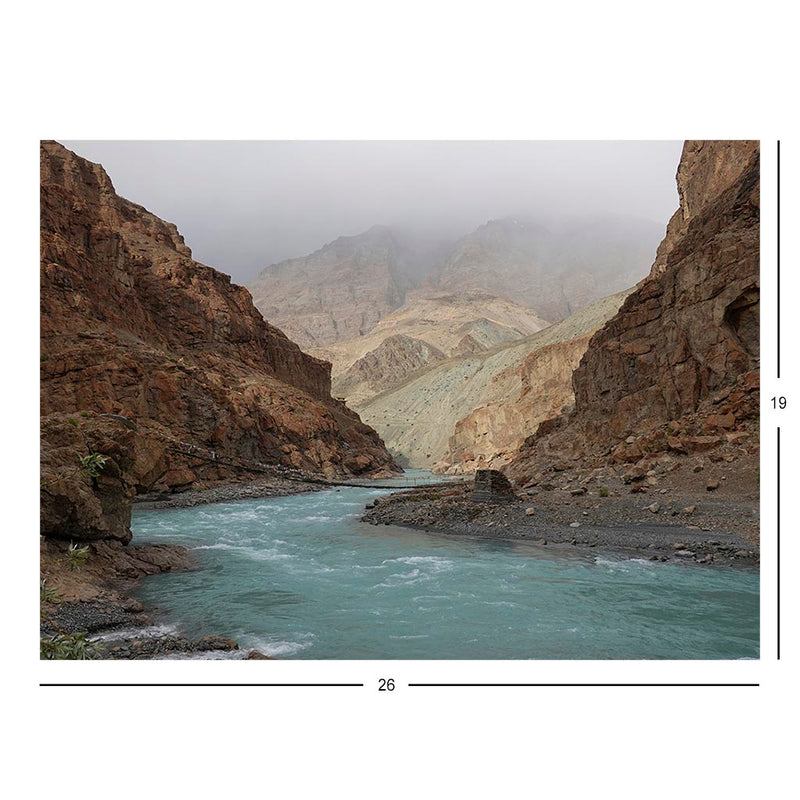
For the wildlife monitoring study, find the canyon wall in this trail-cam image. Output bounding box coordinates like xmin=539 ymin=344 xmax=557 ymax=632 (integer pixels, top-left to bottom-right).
xmin=248 ymin=226 xmax=444 ymax=349
xmin=40 ymin=141 xmax=398 ymax=540
xmin=509 ymin=140 xmax=759 ymax=480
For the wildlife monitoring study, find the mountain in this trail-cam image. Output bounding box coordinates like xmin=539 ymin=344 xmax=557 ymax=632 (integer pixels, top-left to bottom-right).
xmin=248 ymin=226 xmax=450 ymax=349
xmin=248 ymin=215 xmax=661 ymax=350
xmin=508 ymin=140 xmax=759 ymax=482
xmin=438 ymin=215 xmax=662 ymax=322
xmin=354 ymin=290 xmax=631 ymax=469
xmin=40 ymin=142 xmax=398 ymax=543
xmin=310 ymin=288 xmax=550 ymax=405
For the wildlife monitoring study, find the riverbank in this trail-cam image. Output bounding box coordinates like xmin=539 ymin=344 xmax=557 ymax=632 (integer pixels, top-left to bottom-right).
xmin=361 ymin=482 xmax=759 ymax=566
xmin=133 ymin=476 xmax=321 ymax=509
xmin=40 ymin=534 xmax=269 ymax=659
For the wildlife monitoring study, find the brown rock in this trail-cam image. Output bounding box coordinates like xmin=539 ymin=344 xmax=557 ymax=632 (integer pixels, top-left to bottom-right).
xmin=246 ymin=650 xmax=272 ymax=660
xmin=39 ymin=142 xmax=399 ymax=535
xmin=667 ymin=436 xmax=687 ymax=453
xmin=706 ymin=480 xmax=720 ymax=491
xmin=622 ymin=466 xmax=647 ymax=484
xmin=683 ymin=436 xmax=723 ymax=454
xmin=40 ymin=142 xmax=400 ymax=545
xmin=703 ymin=413 xmax=736 ymax=431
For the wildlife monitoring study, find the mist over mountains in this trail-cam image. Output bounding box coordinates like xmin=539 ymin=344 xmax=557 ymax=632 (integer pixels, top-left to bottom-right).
xmin=60 ymin=140 xmax=683 ymax=284
xmin=248 ymin=213 xmax=663 ymax=349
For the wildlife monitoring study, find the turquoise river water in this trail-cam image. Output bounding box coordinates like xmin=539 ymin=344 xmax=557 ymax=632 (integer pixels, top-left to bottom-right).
xmin=131 ymin=471 xmax=759 ymax=659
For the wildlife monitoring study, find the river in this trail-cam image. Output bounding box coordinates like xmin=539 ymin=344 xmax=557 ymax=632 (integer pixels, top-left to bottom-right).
xmin=131 ymin=471 xmax=759 ymax=659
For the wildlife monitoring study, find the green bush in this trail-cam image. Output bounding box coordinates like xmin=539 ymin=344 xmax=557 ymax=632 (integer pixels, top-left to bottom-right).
xmin=66 ymin=542 xmax=91 ymax=570
xmin=598 ymin=486 xmax=610 ymax=498
xmin=77 ymin=452 xmax=109 ymax=477
xmin=40 ymin=578 xmax=61 ymax=604
xmin=40 ymin=632 xmax=99 ymax=660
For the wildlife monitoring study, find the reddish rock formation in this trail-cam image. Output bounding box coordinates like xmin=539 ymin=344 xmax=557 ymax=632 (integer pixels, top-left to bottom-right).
xmin=509 ymin=141 xmax=759 ymax=480
xmin=40 ymin=141 xmax=398 ymax=541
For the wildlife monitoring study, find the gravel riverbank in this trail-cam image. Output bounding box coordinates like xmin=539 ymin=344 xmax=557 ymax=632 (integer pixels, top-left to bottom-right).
xmin=362 ymin=483 xmax=759 ymax=567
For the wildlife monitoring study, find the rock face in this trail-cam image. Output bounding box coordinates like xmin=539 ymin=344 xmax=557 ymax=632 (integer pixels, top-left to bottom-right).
xmin=40 ymin=413 xmax=165 ymax=544
xmin=509 ymin=141 xmax=759 ymax=479
xmin=248 ymin=226 xmax=446 ymax=349
xmin=438 ymin=216 xmax=661 ymax=322
xmin=40 ymin=141 xmax=398 ymax=541
xmin=355 ymin=290 xmax=631 ymax=469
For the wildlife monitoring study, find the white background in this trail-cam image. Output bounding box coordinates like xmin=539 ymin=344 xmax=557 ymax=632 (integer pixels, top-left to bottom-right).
xmin=3 ymin=1 xmax=796 ymax=797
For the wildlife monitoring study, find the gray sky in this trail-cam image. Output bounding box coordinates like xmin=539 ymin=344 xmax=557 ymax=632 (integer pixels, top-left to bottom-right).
xmin=60 ymin=140 xmax=683 ymax=285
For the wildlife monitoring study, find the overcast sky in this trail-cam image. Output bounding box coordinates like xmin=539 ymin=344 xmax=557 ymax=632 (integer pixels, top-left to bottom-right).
xmin=60 ymin=140 xmax=684 ymax=285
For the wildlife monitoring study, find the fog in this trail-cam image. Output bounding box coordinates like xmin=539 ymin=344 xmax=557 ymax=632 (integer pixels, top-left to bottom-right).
xmin=60 ymin=140 xmax=683 ymax=285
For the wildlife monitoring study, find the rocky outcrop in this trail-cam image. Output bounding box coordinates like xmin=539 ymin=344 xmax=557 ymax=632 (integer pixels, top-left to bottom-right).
xmin=438 ymin=216 xmax=661 ymax=322
xmin=40 ymin=141 xmax=398 ymax=543
xmin=356 ymin=290 xmax=630 ymax=469
xmin=40 ymin=413 xmax=166 ymax=544
xmin=334 ymin=334 xmax=446 ymax=407
xmin=509 ymin=141 xmax=759 ymax=480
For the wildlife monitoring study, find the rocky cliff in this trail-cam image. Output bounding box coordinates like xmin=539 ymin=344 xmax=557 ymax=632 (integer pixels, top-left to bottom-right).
xmin=40 ymin=141 xmax=397 ymax=541
xmin=509 ymin=141 xmax=759 ymax=481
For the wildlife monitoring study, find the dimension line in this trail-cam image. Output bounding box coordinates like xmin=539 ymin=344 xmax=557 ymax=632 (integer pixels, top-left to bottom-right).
xmin=40 ymin=683 xmax=365 ymax=688
xmin=778 ymin=139 xmax=781 ymax=379
xmin=408 ymin=683 xmax=759 ymax=688
xmin=778 ymin=426 xmax=781 ymax=660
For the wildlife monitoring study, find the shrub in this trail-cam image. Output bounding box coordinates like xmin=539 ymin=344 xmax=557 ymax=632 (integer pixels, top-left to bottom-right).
xmin=598 ymin=486 xmax=610 ymax=498
xmin=40 ymin=633 xmax=99 ymax=660
xmin=77 ymin=452 xmax=109 ymax=477
xmin=40 ymin=578 xmax=61 ymax=604
xmin=66 ymin=542 xmax=91 ymax=570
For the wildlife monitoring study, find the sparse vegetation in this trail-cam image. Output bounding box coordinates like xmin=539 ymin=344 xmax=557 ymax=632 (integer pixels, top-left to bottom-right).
xmin=40 ymin=632 xmax=99 ymax=660
xmin=77 ymin=452 xmax=109 ymax=477
xmin=40 ymin=578 xmax=61 ymax=604
xmin=66 ymin=541 xmax=91 ymax=570
xmin=598 ymin=486 xmax=610 ymax=497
